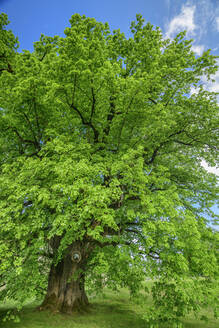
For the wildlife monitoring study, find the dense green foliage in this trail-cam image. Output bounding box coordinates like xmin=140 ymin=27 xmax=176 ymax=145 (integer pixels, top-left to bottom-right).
xmin=0 ymin=12 xmax=218 ymax=326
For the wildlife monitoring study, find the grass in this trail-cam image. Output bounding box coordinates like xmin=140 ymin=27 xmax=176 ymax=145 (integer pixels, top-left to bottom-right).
xmin=0 ymin=287 xmax=218 ymax=328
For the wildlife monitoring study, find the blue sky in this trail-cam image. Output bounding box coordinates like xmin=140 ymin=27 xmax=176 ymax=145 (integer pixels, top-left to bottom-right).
xmin=1 ymin=0 xmax=218 ymax=216
xmin=1 ymin=0 xmax=219 ymax=56
xmin=1 ymin=1 xmax=219 ymax=103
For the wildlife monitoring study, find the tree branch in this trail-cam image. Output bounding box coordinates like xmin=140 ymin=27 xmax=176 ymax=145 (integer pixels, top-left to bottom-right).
xmin=8 ymin=126 xmax=36 ymax=146
xmin=71 ymin=103 xmax=99 ymax=142
xmin=117 ymin=91 xmax=138 ymax=149
xmin=0 ymin=62 xmax=14 ymax=74
xmin=145 ymin=129 xmax=186 ymax=164
xmin=148 ymin=98 xmax=157 ymax=105
xmin=32 ymin=98 xmax=41 ymax=140
xmin=22 ymin=112 xmax=40 ymax=149
xmin=90 ymin=85 xmax=95 ymax=122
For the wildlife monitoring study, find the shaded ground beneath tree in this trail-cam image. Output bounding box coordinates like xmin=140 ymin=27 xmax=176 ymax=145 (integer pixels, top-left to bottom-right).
xmin=0 ymin=288 xmax=218 ymax=328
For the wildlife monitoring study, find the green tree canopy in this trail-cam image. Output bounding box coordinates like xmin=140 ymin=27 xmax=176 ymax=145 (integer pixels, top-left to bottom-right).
xmin=0 ymin=13 xmax=218 ymax=327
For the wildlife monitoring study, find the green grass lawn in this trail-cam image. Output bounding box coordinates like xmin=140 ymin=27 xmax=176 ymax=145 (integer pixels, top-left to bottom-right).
xmin=0 ymin=287 xmax=218 ymax=328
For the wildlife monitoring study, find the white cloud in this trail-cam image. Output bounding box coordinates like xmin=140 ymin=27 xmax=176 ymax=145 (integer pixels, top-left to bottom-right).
xmin=216 ymin=17 xmax=219 ymax=32
xmin=191 ymin=44 xmax=204 ymax=56
xmin=201 ymin=160 xmax=219 ymax=176
xmin=190 ymin=59 xmax=219 ymax=100
xmin=165 ymin=2 xmax=219 ymax=174
xmin=190 ymin=86 xmax=199 ymax=95
xmin=193 ymin=0 xmax=216 ymax=40
xmin=208 ymin=73 xmax=219 ymax=93
xmin=165 ymin=5 xmax=196 ymax=39
xmin=204 ymin=59 xmax=219 ymax=94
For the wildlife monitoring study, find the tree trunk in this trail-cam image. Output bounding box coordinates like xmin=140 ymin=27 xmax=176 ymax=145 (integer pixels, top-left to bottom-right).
xmin=41 ymin=244 xmax=89 ymax=314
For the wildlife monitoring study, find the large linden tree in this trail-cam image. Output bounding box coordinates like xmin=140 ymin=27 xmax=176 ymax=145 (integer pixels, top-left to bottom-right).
xmin=0 ymin=13 xmax=218 ymax=326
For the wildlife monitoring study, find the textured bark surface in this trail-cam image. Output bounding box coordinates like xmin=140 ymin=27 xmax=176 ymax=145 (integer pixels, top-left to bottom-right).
xmin=41 ymin=244 xmax=89 ymax=313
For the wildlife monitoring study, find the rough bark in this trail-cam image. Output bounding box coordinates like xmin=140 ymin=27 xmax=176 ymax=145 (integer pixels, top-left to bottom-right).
xmin=41 ymin=242 xmax=89 ymax=314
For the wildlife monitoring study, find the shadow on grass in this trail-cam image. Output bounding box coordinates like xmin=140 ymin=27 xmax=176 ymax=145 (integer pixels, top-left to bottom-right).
xmin=89 ymin=301 xmax=147 ymax=328
xmin=0 ymin=300 xmax=148 ymax=328
xmin=0 ymin=297 xmax=218 ymax=328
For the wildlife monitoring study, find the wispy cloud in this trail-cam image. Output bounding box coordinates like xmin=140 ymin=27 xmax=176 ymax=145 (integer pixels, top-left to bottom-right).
xmin=201 ymin=59 xmax=219 ymax=94
xmin=216 ymin=17 xmax=219 ymax=32
xmin=165 ymin=4 xmax=196 ymax=39
xmin=165 ymin=1 xmax=219 ymax=42
xmin=165 ymin=1 xmax=219 ymax=96
xmin=165 ymin=0 xmax=170 ymax=11
xmin=207 ymin=74 xmax=219 ymax=94
xmin=190 ymin=59 xmax=219 ymax=99
xmin=165 ymin=2 xmax=219 ymax=177
xmin=191 ymin=44 xmax=204 ymax=56
xmin=201 ymin=160 xmax=219 ymax=176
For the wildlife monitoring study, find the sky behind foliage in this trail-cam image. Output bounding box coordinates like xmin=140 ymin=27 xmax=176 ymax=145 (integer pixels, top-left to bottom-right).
xmin=0 ymin=0 xmax=218 ymax=55
xmin=1 ymin=0 xmax=218 ymax=213
xmin=1 ymin=0 xmax=218 ymax=101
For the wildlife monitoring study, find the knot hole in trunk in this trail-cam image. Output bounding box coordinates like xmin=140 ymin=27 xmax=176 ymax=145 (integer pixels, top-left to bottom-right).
xmin=71 ymin=250 xmax=81 ymax=263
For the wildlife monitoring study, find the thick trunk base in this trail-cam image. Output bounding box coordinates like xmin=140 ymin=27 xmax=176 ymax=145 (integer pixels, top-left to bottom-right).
xmin=41 ymin=291 xmax=89 ymax=314
xmin=41 ymin=247 xmax=89 ymax=314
